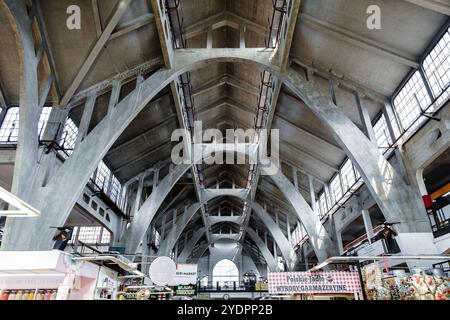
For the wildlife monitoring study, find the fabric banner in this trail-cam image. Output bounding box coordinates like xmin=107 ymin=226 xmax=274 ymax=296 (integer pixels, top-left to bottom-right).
xmin=268 ymin=271 xmax=362 ymax=294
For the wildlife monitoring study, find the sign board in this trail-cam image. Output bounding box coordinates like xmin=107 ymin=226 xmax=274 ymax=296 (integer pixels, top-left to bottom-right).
xmin=356 ymin=239 xmax=386 ymax=257
xmin=268 ymin=271 xmax=362 ymax=295
xmin=169 ymin=264 xmax=198 ymax=286
xmin=175 ymin=285 xmax=196 ymax=296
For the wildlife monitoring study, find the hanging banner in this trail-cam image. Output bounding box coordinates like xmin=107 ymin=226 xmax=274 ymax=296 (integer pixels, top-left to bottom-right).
xmin=268 ymin=271 xmax=362 ymax=295
xmin=168 ymin=264 xmax=198 ymax=286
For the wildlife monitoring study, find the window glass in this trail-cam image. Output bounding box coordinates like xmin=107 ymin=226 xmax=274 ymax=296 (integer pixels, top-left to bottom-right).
xmin=329 ymin=174 xmax=342 ymax=204
xmin=212 ymin=259 xmax=239 ymax=287
xmin=373 ymin=114 xmax=392 ymax=152
xmin=393 ymin=71 xmax=431 ymax=133
xmin=423 ymin=27 xmax=450 ymax=107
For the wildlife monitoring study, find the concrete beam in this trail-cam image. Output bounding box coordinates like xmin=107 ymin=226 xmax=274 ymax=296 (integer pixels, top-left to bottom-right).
xmin=60 ymin=0 xmax=133 ymax=106
xmin=122 ymin=164 xmax=191 ymax=254
xmin=177 ymin=227 xmax=206 ymax=262
xmin=109 ymin=13 xmax=155 ymax=41
xmin=300 ymin=13 xmax=419 ymax=68
xmin=403 ymin=0 xmax=450 ymax=15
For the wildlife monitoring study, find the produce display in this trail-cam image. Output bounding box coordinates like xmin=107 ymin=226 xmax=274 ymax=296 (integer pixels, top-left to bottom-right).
xmin=364 ymin=273 xmax=450 ymax=300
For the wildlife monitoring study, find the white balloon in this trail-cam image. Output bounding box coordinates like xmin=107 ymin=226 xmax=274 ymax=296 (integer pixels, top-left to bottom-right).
xmin=149 ymin=256 xmax=176 ymax=286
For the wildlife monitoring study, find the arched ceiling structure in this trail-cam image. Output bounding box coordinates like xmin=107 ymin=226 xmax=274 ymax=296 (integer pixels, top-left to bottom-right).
xmin=0 ymin=0 xmax=448 ymax=266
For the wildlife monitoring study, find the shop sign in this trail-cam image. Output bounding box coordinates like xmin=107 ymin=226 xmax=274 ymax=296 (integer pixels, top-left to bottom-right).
xmin=268 ymin=271 xmax=362 ymax=295
xmin=175 ymin=285 xmax=196 ymax=296
xmin=168 ymin=264 xmax=198 ymax=286
xmin=356 ymin=239 xmax=386 ymax=257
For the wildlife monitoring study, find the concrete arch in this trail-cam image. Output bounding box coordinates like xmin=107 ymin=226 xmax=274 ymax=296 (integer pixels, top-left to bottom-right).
xmin=157 ymin=188 xmax=299 ymax=269
xmin=122 ymin=164 xmax=191 ymax=254
xmin=3 ymin=24 xmax=427 ymax=255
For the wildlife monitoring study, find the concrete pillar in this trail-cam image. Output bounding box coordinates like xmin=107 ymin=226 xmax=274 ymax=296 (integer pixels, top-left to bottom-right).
xmin=303 ymin=245 xmax=309 ymax=270
xmin=336 ymin=229 xmax=344 ymax=255
xmin=355 ymin=92 xmax=377 ymax=143
xmin=161 ymin=214 xmax=167 ymax=241
xmin=153 ymin=168 xmax=159 ymax=188
xmin=75 ymin=94 xmax=96 ymax=147
xmin=108 ymin=81 xmax=122 ymax=114
xmin=361 ymin=209 xmax=374 ymax=243
xmin=286 ymin=215 xmax=292 ymax=244
xmin=206 ymin=27 xmax=213 ymax=49
xmin=292 ymin=166 xmax=298 ymax=190
xmin=308 ymin=175 xmax=316 ymax=212
xmin=133 ymin=174 xmax=145 ymax=216
xmin=239 ymin=25 xmax=246 ymax=49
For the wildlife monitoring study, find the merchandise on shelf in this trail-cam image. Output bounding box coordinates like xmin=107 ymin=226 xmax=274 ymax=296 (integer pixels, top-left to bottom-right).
xmin=0 ymin=289 xmax=57 ymax=300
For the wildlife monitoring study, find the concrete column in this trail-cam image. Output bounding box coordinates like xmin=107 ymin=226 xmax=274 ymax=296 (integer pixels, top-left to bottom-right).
xmin=133 ymin=174 xmax=145 ymax=216
xmin=75 ymin=94 xmax=96 ymax=147
xmin=336 ymin=229 xmax=344 ymax=255
xmin=153 ymin=168 xmax=159 ymax=188
xmin=308 ymin=175 xmax=316 ymax=211
xmin=355 ymin=92 xmax=377 ymax=143
xmin=161 ymin=214 xmax=167 ymax=240
xmin=108 ymin=81 xmax=122 ymax=114
xmin=292 ymin=166 xmax=299 ymax=190
xmin=303 ymin=245 xmax=309 ymax=270
xmin=239 ymin=25 xmax=246 ymax=49
xmin=286 ymin=215 xmax=292 ymax=244
xmin=206 ymin=27 xmax=213 ymax=49
xmin=361 ymin=209 xmax=374 ymax=243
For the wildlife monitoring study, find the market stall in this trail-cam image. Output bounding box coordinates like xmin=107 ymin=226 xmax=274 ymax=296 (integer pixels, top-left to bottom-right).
xmin=0 ymin=251 xmax=99 ymax=300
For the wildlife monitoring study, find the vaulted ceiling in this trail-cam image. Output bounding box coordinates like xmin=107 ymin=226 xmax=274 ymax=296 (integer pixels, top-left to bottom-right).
xmin=0 ymin=0 xmax=447 ymax=261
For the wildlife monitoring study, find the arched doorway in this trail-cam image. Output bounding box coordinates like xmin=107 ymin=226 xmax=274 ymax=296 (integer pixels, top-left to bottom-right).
xmin=212 ymin=259 xmax=239 ymax=289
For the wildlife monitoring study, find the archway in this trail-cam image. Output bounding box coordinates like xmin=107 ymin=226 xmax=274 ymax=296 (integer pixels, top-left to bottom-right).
xmin=212 ymin=259 xmax=239 ymax=288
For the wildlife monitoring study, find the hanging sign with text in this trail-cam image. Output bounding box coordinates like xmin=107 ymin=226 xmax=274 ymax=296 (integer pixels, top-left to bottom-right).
xmin=268 ymin=271 xmax=362 ymax=295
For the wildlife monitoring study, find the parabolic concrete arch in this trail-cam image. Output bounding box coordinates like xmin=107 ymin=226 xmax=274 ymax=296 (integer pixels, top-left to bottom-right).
xmin=2 ymin=8 xmax=426 ymax=255
xmin=156 ymin=188 xmax=303 ymax=269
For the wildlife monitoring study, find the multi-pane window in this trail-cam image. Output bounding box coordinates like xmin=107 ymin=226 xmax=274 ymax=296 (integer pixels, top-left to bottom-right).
xmin=59 ymin=117 xmax=78 ymax=155
xmin=70 ymin=226 xmax=111 ymax=244
xmin=0 ymin=107 xmax=19 ymax=143
xmin=423 ymin=27 xmax=450 ymax=107
xmin=340 ymin=158 xmax=356 ymax=191
xmin=0 ymin=106 xmax=52 ymax=144
xmin=373 ymin=114 xmax=393 ymax=152
xmin=212 ymin=259 xmax=239 ymax=287
xmin=38 ymin=107 xmax=52 ymax=138
xmin=393 ymin=71 xmax=431 ymax=133
xmin=94 ymin=161 xmax=112 ymax=192
xmin=108 ymin=176 xmax=121 ymax=203
xmin=329 ymin=174 xmax=343 ymax=204
xmin=318 ymin=192 xmax=328 ymax=218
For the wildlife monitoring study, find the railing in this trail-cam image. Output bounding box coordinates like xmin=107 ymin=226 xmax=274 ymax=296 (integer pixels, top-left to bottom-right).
xmin=197 ymin=281 xmax=267 ymax=293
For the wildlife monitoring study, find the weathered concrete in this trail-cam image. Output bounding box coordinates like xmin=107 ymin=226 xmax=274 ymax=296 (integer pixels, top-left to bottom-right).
xmin=0 ymin=40 xmax=432 ymax=255
xmin=121 ymin=164 xmax=191 ymax=254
